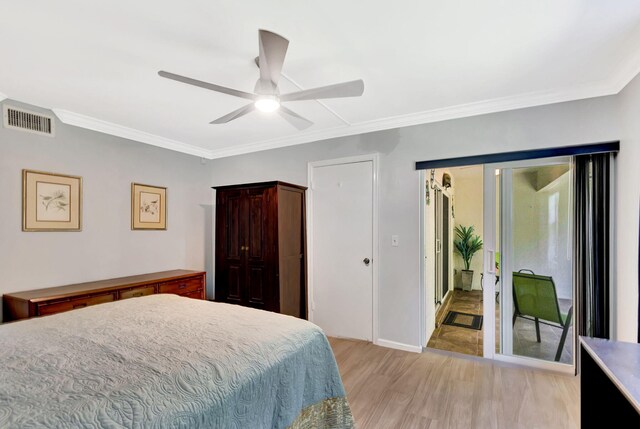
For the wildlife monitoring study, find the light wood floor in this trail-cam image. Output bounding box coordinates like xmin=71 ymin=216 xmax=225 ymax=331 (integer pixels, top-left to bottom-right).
xmin=329 ymin=337 xmax=579 ymax=429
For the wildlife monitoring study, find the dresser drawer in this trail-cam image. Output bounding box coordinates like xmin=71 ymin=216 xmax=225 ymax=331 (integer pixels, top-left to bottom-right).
xmin=37 ymin=293 xmax=115 ymax=316
xmin=180 ymin=289 xmax=205 ymax=300
xmin=158 ymin=277 xmax=203 ymax=295
xmin=119 ymin=285 xmax=156 ymax=300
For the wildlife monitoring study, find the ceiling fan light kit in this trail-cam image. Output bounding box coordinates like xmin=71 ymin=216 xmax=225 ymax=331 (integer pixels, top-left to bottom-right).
xmin=158 ymin=29 xmax=364 ymax=130
xmin=255 ymin=96 xmax=281 ymax=113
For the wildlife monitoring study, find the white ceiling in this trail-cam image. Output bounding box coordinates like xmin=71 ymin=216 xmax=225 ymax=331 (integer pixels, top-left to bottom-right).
xmin=2 ymin=1 xmax=640 ymax=159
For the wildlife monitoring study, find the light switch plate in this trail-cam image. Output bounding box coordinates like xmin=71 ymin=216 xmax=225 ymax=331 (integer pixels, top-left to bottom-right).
xmin=391 ymin=235 xmax=399 ymax=247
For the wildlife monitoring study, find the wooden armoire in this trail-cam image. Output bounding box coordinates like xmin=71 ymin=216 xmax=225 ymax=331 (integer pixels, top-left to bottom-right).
xmin=214 ymin=181 xmax=307 ymax=319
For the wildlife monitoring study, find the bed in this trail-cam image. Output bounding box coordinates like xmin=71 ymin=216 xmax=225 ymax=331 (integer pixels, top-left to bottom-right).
xmin=0 ymin=294 xmax=353 ymax=428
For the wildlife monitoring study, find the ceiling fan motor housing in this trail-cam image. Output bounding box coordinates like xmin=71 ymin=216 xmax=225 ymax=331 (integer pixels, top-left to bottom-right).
xmin=254 ymin=79 xmax=279 ymax=95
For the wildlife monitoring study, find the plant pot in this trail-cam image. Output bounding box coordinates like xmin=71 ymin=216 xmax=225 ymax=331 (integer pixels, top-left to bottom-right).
xmin=461 ymin=270 xmax=474 ymax=291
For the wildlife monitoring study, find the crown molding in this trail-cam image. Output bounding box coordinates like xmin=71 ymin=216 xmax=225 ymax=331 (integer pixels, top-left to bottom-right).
xmin=207 ymin=78 xmax=621 ymax=159
xmin=0 ymin=92 xmax=7 ymax=102
xmin=29 ymin=65 xmax=639 ymax=161
xmin=52 ymin=109 xmax=212 ymax=159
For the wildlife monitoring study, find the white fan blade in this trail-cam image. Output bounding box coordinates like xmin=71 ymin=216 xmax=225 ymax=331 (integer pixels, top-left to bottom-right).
xmin=280 ymin=79 xmax=364 ymax=102
xmin=278 ymin=106 xmax=313 ymax=130
xmin=159 ymin=71 xmax=257 ymax=100
xmin=210 ymin=103 xmax=255 ymax=124
xmin=258 ymin=29 xmax=289 ymax=87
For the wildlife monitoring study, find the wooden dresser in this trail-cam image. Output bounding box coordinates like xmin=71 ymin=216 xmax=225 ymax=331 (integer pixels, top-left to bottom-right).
xmin=2 ymin=269 xmax=206 ymax=322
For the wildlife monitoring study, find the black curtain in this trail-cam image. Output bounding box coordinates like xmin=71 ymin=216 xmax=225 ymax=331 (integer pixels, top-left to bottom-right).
xmin=574 ymin=154 xmax=611 ymax=339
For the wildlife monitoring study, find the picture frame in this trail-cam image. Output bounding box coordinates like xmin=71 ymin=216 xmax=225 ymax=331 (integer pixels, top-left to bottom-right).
xmin=131 ymin=183 xmax=167 ymax=230
xmin=22 ymin=169 xmax=82 ymax=232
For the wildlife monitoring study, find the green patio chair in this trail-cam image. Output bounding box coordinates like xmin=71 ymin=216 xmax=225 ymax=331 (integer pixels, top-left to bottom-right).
xmin=512 ymin=270 xmax=573 ymax=362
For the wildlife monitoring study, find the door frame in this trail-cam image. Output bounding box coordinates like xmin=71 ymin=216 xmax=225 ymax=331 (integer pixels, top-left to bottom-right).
xmin=419 ymin=171 xmax=454 ymax=347
xmin=307 ymin=153 xmax=380 ymax=343
xmin=420 ymin=171 xmax=428 ymax=346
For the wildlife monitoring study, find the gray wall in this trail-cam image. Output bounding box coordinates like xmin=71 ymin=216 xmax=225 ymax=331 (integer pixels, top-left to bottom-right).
xmin=0 ymin=100 xmax=212 ymax=321
xmin=209 ymin=94 xmax=624 ymax=347
xmin=616 ymin=72 xmax=640 ymax=342
xmin=4 ymin=76 xmax=637 ymax=345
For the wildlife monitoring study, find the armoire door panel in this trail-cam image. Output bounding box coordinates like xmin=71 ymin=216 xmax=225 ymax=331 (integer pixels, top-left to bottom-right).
xmin=226 ymin=193 xmax=243 ymax=258
xmin=226 ymin=264 xmax=243 ymax=303
xmin=248 ymin=266 xmax=265 ymax=305
xmin=247 ymin=191 xmax=265 ymax=261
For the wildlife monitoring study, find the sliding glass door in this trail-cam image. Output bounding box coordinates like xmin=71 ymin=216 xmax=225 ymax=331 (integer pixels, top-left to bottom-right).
xmin=483 ymin=157 xmax=575 ymax=371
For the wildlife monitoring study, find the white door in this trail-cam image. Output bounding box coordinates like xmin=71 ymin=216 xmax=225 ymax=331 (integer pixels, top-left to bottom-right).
xmin=311 ymin=160 xmax=374 ymax=341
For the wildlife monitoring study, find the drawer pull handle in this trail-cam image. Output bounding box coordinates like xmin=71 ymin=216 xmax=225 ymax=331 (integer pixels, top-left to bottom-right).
xmin=132 ymin=292 xmax=143 ymax=297
xmin=178 ymin=284 xmax=187 ymax=289
xmin=73 ymin=303 xmax=87 ymax=309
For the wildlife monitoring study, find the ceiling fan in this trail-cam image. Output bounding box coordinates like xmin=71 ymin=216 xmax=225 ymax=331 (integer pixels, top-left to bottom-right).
xmin=158 ymin=29 xmax=364 ymax=130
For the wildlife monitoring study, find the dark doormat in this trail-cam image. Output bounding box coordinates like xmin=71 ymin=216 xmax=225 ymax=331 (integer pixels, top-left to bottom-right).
xmin=442 ymin=311 xmax=483 ymax=330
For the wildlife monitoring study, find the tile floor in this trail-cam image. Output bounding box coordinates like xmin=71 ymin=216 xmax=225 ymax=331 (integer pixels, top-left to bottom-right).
xmin=427 ymin=289 xmax=574 ymax=364
xmin=427 ymin=290 xmax=484 ymax=356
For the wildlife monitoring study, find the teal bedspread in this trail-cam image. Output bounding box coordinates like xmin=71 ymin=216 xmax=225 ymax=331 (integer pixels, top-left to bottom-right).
xmin=0 ymin=294 xmax=354 ymax=428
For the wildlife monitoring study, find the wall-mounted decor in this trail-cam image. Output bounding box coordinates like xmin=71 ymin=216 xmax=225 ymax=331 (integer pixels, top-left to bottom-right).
xmin=442 ymin=173 xmax=452 ymax=189
xmin=426 ymin=169 xmax=436 ymax=205
xmin=131 ymin=183 xmax=166 ymax=230
xmin=23 ymin=169 xmax=82 ymax=232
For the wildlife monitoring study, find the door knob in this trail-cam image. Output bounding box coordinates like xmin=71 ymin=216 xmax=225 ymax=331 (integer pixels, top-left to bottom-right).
xmin=363 ymin=258 xmax=371 ymax=266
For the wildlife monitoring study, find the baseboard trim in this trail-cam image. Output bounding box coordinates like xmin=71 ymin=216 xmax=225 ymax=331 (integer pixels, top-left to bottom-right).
xmin=375 ymin=338 xmax=422 ymax=353
xmin=435 ymin=291 xmax=454 ymax=328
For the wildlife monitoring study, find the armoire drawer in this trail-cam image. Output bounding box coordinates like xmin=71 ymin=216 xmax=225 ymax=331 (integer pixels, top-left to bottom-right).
xmin=119 ymin=285 xmax=156 ymax=300
xmin=158 ymin=277 xmax=203 ymax=295
xmin=37 ymin=293 xmax=116 ymax=316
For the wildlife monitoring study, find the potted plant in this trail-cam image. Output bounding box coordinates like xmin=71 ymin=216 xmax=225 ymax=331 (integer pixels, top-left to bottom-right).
xmin=454 ymin=225 xmax=483 ymax=291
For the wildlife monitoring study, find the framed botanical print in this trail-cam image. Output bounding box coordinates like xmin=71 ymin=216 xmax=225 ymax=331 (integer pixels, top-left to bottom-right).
xmin=23 ymin=169 xmax=82 ymax=232
xmin=131 ymin=183 xmax=167 ymax=230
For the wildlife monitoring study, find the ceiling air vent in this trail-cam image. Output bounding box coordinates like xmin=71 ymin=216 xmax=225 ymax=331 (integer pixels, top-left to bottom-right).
xmin=3 ymin=105 xmax=55 ymax=137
